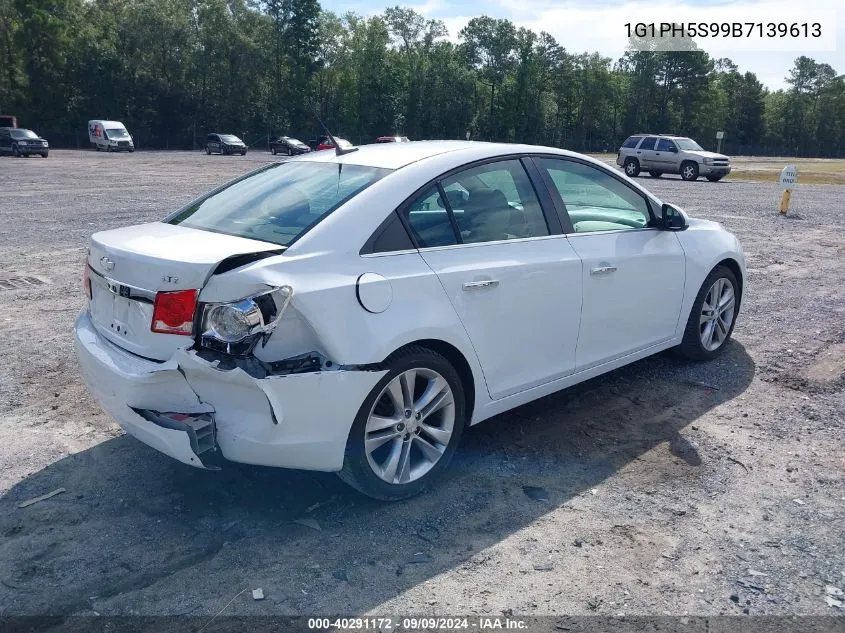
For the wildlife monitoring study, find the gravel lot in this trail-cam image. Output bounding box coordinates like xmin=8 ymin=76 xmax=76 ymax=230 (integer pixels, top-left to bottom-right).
xmin=0 ymin=150 xmax=843 ymax=624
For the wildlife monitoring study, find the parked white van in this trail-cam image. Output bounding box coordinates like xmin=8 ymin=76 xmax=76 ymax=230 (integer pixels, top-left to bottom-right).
xmin=88 ymin=120 xmax=135 ymax=152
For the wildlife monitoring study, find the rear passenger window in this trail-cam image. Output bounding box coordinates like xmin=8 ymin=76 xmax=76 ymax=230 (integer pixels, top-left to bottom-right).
xmin=640 ymin=136 xmax=658 ymax=150
xmin=621 ymin=136 xmax=642 ymax=149
xmin=403 ymin=187 xmax=459 ymax=248
xmin=440 ymin=160 xmax=549 ymax=244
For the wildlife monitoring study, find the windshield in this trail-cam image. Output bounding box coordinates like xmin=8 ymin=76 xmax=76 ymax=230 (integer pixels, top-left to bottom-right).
xmin=11 ymin=129 xmax=38 ymax=139
xmin=674 ymin=138 xmax=703 ymax=151
xmin=220 ymin=135 xmax=242 ymax=143
xmin=336 ymin=138 xmax=352 ymax=148
xmin=106 ymin=128 xmax=130 ymax=139
xmin=167 ymin=162 xmax=389 ymax=246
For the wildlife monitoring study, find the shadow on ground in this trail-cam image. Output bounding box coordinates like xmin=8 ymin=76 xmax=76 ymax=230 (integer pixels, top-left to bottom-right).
xmin=0 ymin=343 xmax=754 ymax=618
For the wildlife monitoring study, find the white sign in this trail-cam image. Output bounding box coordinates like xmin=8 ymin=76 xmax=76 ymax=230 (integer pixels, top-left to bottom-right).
xmin=716 ymin=131 xmax=724 ymax=140
xmin=779 ymin=165 xmax=798 ymax=189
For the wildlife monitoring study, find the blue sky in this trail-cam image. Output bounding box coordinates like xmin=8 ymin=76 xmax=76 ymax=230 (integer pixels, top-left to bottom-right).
xmin=321 ymin=0 xmax=844 ymax=90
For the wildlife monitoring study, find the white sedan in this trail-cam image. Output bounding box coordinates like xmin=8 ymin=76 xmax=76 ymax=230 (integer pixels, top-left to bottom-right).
xmin=74 ymin=141 xmax=744 ymax=500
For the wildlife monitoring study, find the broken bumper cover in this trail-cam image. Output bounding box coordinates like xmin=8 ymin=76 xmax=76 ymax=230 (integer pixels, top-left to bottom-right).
xmin=73 ymin=310 xmax=386 ymax=471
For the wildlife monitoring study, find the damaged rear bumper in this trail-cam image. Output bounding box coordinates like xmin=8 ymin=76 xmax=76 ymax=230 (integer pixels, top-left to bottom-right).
xmin=73 ymin=310 xmax=386 ymax=471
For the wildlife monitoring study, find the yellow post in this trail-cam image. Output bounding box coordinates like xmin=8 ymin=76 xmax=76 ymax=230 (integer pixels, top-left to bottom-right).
xmin=779 ymin=188 xmax=792 ymax=215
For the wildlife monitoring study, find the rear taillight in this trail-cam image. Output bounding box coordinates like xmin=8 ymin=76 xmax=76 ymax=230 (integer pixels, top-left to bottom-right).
xmin=83 ymin=259 xmax=91 ymax=300
xmin=152 ymin=289 xmax=198 ymax=335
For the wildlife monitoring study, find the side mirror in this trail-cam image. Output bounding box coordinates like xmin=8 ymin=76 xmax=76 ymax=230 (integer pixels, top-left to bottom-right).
xmin=670 ymin=147 xmax=678 ymax=153
xmin=661 ymin=203 xmax=687 ymax=231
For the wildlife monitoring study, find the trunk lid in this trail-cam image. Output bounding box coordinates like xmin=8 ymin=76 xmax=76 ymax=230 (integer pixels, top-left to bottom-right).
xmin=87 ymin=222 xmax=282 ymax=360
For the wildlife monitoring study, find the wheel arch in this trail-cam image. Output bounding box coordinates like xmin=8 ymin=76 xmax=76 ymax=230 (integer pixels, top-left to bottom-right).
xmin=715 ymin=257 xmax=744 ymax=307
xmin=382 ymin=338 xmax=476 ymax=424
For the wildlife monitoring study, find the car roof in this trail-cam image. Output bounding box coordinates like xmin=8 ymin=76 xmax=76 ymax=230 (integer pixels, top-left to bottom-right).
xmin=91 ymin=121 xmax=126 ymax=127
xmin=631 ymin=133 xmax=690 ymax=139
xmin=296 ymin=140 xmax=581 ymax=170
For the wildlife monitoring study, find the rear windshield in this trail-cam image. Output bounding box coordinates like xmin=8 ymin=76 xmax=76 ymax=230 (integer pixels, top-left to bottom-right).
xmin=167 ymin=162 xmax=390 ymax=247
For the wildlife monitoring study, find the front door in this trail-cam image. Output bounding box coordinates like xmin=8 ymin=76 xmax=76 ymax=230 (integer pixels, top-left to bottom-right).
xmin=654 ymin=138 xmax=680 ymax=173
xmin=402 ymin=158 xmax=583 ymax=400
xmin=534 ymin=156 xmax=686 ymax=369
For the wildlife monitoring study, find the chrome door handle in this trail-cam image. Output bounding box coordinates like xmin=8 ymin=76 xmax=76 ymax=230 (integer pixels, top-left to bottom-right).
xmin=590 ymin=265 xmax=617 ymax=276
xmin=462 ymin=279 xmax=499 ymax=290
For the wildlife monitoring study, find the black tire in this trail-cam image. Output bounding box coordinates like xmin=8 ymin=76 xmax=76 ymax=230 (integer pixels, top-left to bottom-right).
xmin=271 ymin=147 xmax=277 ymax=155
xmin=241 ymin=150 xmax=246 ymax=156
xmin=338 ymin=345 xmax=467 ymax=501
xmin=128 ymin=148 xmax=134 ymax=153
xmin=41 ymin=152 xmax=48 ymax=158
xmin=681 ymin=161 xmax=699 ymax=181
xmin=706 ymin=175 xmax=723 ymax=182
xmin=286 ymin=147 xmax=291 ymax=156
xmin=648 ymin=171 xmax=662 ymax=178
xmin=623 ymin=158 xmax=640 ymax=177
xmin=677 ymin=265 xmax=740 ymax=361
xmin=12 ymin=144 xmax=20 ymax=157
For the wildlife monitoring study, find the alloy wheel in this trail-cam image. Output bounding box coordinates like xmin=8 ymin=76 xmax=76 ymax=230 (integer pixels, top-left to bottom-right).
xmin=364 ymin=368 xmax=455 ymax=485
xmin=699 ymin=277 xmax=736 ymax=351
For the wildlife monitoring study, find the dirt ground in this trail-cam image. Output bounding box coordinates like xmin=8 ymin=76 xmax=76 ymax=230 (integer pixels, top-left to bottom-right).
xmin=0 ymin=150 xmax=843 ymax=624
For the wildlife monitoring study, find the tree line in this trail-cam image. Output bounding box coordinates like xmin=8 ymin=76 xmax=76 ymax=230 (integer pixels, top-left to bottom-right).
xmin=1 ymin=0 xmax=844 ymax=156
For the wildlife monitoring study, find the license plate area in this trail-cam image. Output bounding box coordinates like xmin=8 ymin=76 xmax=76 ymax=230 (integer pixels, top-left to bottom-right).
xmin=89 ymin=272 xmax=154 ymax=343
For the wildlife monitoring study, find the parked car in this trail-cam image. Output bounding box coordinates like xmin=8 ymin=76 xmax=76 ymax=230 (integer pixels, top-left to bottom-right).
xmin=89 ymin=120 xmax=135 ymax=152
xmin=616 ymin=134 xmax=731 ymax=181
xmin=75 ymin=140 xmax=745 ymax=500
xmin=0 ymin=127 xmax=49 ymax=157
xmin=270 ymin=136 xmax=311 ymax=156
xmin=205 ymin=133 xmax=247 ymax=156
xmin=375 ymin=136 xmax=410 ymax=143
xmin=0 ymin=114 xmax=17 ymax=128
xmin=315 ymin=135 xmax=353 ymax=151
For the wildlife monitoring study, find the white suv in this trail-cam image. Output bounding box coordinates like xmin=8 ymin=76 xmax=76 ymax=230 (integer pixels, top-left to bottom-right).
xmin=616 ymin=134 xmax=731 ymax=182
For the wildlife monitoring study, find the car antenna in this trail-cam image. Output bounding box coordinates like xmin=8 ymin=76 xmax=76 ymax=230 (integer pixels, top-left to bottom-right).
xmin=308 ymin=100 xmax=358 ymax=157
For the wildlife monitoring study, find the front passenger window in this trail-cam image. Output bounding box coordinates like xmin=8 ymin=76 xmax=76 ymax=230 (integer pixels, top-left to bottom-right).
xmin=537 ymin=158 xmax=653 ymax=233
xmin=656 ymin=139 xmax=677 ymax=152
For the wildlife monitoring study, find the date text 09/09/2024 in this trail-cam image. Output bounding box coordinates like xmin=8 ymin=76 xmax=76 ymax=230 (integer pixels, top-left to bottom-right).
xmin=307 ymin=617 xmax=528 ymax=630
xmin=625 ymin=22 xmax=822 ymax=38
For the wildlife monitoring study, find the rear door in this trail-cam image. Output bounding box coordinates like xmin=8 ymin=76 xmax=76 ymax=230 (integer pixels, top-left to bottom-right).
xmin=403 ymin=158 xmax=583 ymax=400
xmin=534 ymin=156 xmax=686 ymax=369
xmin=636 ymin=136 xmax=659 ymax=170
